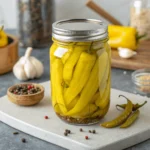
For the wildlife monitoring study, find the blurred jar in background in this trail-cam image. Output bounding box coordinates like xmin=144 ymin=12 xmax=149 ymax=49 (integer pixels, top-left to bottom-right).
xmin=17 ymin=0 xmax=54 ymax=48
xmin=130 ymin=0 xmax=150 ymax=40
xmin=0 ymin=6 xmax=5 ymax=27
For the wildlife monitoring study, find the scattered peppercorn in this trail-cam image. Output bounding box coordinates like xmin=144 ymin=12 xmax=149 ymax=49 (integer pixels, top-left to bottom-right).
xmin=65 ymin=129 xmax=71 ymax=134
xmin=89 ymin=130 xmax=92 ymax=133
xmin=10 ymin=84 xmax=41 ymax=95
xmin=80 ymin=128 xmax=83 ymax=132
xmin=64 ymin=132 xmax=68 ymax=136
xmin=13 ymin=132 xmax=19 ymax=135
xmin=92 ymin=130 xmax=96 ymax=134
xmin=44 ymin=116 xmax=49 ymax=119
xmin=67 ymin=130 xmax=71 ymax=134
xmin=85 ymin=136 xmax=89 ymax=140
xmin=21 ymin=138 xmax=26 ymax=143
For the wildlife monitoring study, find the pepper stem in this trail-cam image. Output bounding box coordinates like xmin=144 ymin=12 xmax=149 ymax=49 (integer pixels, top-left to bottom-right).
xmin=0 ymin=26 xmax=4 ymax=38
xmin=119 ymin=95 xmax=128 ymax=100
xmin=134 ymin=101 xmax=147 ymax=110
xmin=25 ymin=47 xmax=33 ymax=58
xmin=136 ymin=32 xmax=147 ymax=43
xmin=0 ymin=25 xmax=4 ymax=32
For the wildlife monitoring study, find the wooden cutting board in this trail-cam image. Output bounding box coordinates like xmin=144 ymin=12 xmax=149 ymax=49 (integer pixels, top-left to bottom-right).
xmin=1 ymin=81 xmax=150 ymax=150
xmin=111 ymin=40 xmax=150 ymax=70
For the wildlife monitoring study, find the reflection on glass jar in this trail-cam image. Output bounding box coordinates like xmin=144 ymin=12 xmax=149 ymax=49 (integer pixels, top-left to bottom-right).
xmin=50 ymin=19 xmax=111 ymax=125
xmin=18 ymin=0 xmax=54 ymax=48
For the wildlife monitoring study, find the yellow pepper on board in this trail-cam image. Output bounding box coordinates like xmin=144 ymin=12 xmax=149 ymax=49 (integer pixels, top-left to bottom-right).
xmin=0 ymin=26 xmax=8 ymax=47
xmin=108 ymin=25 xmax=137 ymax=50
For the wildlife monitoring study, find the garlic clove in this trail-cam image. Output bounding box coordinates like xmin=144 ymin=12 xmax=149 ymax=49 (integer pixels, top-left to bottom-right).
xmin=13 ymin=63 xmax=28 ymax=81
xmin=30 ymin=57 xmax=44 ymax=78
xmin=13 ymin=47 xmax=44 ymax=81
xmin=118 ymin=47 xmax=137 ymax=59
xmin=24 ymin=58 xmax=37 ymax=79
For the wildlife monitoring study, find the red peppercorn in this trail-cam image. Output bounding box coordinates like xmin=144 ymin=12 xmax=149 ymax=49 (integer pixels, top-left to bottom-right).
xmin=85 ymin=136 xmax=88 ymax=140
xmin=31 ymin=85 xmax=34 ymax=88
xmin=28 ymin=85 xmax=33 ymax=90
xmin=44 ymin=116 xmax=49 ymax=119
xmin=13 ymin=91 xmax=17 ymax=94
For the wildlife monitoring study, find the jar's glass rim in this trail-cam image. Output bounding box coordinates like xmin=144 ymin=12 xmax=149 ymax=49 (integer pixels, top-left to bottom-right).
xmin=52 ymin=37 xmax=109 ymax=44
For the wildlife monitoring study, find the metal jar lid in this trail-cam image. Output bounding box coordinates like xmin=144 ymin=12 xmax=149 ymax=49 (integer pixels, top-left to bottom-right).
xmin=52 ymin=19 xmax=108 ymax=42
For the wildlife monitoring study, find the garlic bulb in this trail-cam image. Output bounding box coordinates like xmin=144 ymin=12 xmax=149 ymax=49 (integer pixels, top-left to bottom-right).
xmin=13 ymin=47 xmax=44 ymax=81
xmin=118 ymin=47 xmax=137 ymax=59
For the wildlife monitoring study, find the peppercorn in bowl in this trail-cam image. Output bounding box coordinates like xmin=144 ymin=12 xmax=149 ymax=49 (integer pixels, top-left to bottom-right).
xmin=7 ymin=83 xmax=44 ymax=106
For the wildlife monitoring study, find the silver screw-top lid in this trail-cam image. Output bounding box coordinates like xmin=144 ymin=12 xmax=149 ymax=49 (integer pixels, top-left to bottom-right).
xmin=52 ymin=19 xmax=108 ymax=42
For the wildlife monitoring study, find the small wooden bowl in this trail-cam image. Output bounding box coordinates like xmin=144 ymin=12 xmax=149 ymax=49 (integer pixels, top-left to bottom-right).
xmin=7 ymin=83 xmax=44 ymax=106
xmin=0 ymin=34 xmax=18 ymax=75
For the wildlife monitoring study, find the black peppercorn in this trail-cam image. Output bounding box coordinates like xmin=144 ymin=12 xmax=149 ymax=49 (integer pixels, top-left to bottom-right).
xmin=11 ymin=84 xmax=41 ymax=95
xmin=89 ymin=130 xmax=92 ymax=133
xmin=13 ymin=132 xmax=19 ymax=135
xmin=22 ymin=138 xmax=26 ymax=143
xmin=92 ymin=130 xmax=96 ymax=134
xmin=80 ymin=128 xmax=83 ymax=132
xmin=64 ymin=132 xmax=68 ymax=136
xmin=68 ymin=130 xmax=71 ymax=134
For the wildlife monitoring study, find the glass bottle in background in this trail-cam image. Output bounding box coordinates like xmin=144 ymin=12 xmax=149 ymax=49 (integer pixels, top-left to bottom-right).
xmin=0 ymin=6 xmax=5 ymax=27
xmin=17 ymin=0 xmax=55 ymax=48
xmin=130 ymin=0 xmax=150 ymax=40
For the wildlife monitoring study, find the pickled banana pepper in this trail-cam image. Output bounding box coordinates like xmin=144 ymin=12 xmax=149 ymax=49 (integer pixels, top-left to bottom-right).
xmin=50 ymin=19 xmax=111 ymax=124
xmin=101 ymin=95 xmax=147 ymax=128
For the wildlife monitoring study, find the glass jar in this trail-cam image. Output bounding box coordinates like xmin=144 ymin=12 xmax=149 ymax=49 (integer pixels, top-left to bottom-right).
xmin=130 ymin=0 xmax=150 ymax=40
xmin=132 ymin=68 xmax=150 ymax=97
xmin=17 ymin=0 xmax=54 ymax=48
xmin=50 ymin=19 xmax=111 ymax=125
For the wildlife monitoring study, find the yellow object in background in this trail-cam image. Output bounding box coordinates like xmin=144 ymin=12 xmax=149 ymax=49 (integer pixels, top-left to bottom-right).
xmin=108 ymin=25 xmax=137 ymax=50
xmin=0 ymin=26 xmax=8 ymax=48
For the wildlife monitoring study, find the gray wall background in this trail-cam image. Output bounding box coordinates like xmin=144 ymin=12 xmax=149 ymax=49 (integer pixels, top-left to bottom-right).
xmin=0 ymin=0 xmax=131 ymax=29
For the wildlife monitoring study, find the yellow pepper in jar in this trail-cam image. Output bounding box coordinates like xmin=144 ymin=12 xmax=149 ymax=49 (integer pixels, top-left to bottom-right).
xmin=0 ymin=26 xmax=8 ymax=48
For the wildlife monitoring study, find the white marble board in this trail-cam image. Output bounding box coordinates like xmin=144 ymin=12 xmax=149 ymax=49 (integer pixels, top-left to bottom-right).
xmin=0 ymin=81 xmax=150 ymax=150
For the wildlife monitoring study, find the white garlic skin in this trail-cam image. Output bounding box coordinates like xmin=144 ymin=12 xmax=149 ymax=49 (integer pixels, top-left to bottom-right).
xmin=118 ymin=47 xmax=137 ymax=59
xmin=13 ymin=47 xmax=44 ymax=81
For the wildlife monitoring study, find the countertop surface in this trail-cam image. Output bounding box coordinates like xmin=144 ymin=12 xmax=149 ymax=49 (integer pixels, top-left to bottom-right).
xmin=0 ymin=30 xmax=150 ymax=150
